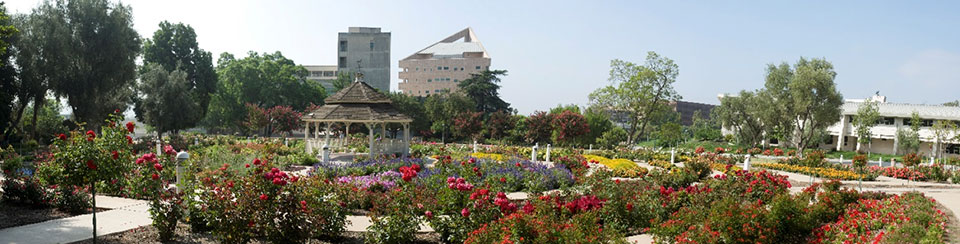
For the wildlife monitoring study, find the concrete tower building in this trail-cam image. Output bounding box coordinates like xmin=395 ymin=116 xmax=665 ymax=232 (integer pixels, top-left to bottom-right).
xmin=399 ymin=27 xmax=490 ymax=97
xmin=338 ymin=27 xmax=391 ymax=92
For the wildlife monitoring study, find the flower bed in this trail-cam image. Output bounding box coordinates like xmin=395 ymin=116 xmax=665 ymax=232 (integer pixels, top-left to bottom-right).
xmin=812 ymin=192 xmax=947 ymax=243
xmin=754 ymin=162 xmax=876 ymax=181
xmin=469 ymin=152 xmax=507 ymax=162
xmin=584 ymin=154 xmax=647 ymax=178
xmin=647 ymin=159 xmax=676 ymax=169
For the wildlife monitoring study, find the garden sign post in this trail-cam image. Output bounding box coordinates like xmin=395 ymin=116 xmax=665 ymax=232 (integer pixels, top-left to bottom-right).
xmin=546 ymin=144 xmax=551 ymax=163
xmin=532 ymin=143 xmax=538 ymax=162
xmin=473 ymin=140 xmax=477 ymax=153
xmin=670 ymin=148 xmax=676 ymax=165
xmin=744 ymin=155 xmax=750 ymax=171
xmin=322 ymin=144 xmax=330 ymax=164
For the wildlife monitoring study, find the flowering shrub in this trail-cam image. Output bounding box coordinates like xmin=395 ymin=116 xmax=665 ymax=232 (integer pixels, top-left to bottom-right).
xmin=1 ymin=176 xmax=51 ymax=207
xmin=647 ymin=159 xmax=676 ymax=169
xmin=462 ymin=211 xmax=625 ymax=244
xmin=470 ymin=152 xmax=507 ymax=162
xmin=695 ymin=146 xmax=705 ymax=154
xmin=812 ymin=193 xmax=947 ymax=244
xmin=583 ymin=154 xmax=645 ymax=178
xmin=773 ymin=148 xmax=784 ymax=156
xmin=902 ymin=153 xmax=922 ymax=167
xmin=714 ymin=147 xmax=725 ymax=154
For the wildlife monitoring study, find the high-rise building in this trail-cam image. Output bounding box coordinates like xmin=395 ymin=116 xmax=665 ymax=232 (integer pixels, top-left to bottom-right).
xmin=303 ymin=65 xmax=339 ymax=93
xmin=338 ymin=27 xmax=391 ymax=92
xmin=399 ymin=27 xmax=490 ymax=97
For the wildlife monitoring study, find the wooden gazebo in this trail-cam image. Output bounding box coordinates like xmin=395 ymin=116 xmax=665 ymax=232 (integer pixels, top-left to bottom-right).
xmin=302 ymin=76 xmax=413 ymax=157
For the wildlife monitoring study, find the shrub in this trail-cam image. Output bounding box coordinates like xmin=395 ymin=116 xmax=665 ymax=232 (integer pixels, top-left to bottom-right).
xmin=52 ymin=185 xmax=91 ymax=214
xmin=1 ymin=176 xmax=50 ymax=207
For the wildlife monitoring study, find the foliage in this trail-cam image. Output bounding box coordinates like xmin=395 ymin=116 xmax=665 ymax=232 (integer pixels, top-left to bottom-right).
xmin=17 ymin=99 xmax=68 ymax=144
xmin=139 ymin=21 xmax=217 ymax=124
xmin=22 ymin=0 xmax=141 ymax=128
xmin=716 ymin=90 xmax=766 ymax=147
xmin=690 ymin=110 xmax=722 ymax=141
xmin=761 ymin=57 xmax=844 ymax=152
xmin=812 ymin=193 xmax=947 ymax=244
xmin=897 ymin=112 xmax=922 ymax=155
xmin=2 ymin=176 xmax=50 ymax=206
xmin=136 ymin=63 xmax=202 ymax=137
xmin=458 ymin=69 xmax=511 ymax=113
xmin=452 ymin=111 xmax=484 ymax=140
xmin=204 ymin=51 xmax=325 ymax=132
xmin=852 ymin=101 xmax=880 ymax=152
xmin=655 ymin=122 xmax=684 ymax=147
xmin=485 ymin=110 xmax=515 ymax=140
xmin=242 ymin=103 xmax=269 ymax=135
xmin=598 ymin=126 xmax=628 ymax=149
xmin=0 ymin=2 xmax=16 ymax=140
xmin=589 ymin=52 xmax=681 ymax=143
xmin=267 ymin=105 xmax=302 ymax=135
xmin=424 ymin=92 xmax=475 ymax=141
xmin=523 ymin=111 xmax=553 ymax=144
xmin=551 ymin=110 xmax=590 ymax=146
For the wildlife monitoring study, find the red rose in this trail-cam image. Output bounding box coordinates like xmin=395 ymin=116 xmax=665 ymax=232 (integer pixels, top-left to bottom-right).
xmin=151 ymin=173 xmax=159 ymax=180
xmin=626 ymin=203 xmax=634 ymax=211
xmin=136 ymin=158 xmax=145 ymax=164
xmin=154 ymin=163 xmax=163 ymax=172
xmin=425 ymin=211 xmax=433 ymax=219
xmin=86 ymin=160 xmax=97 ymax=170
xmin=260 ymin=194 xmax=269 ymax=201
xmin=86 ymin=130 xmax=96 ymax=141
xmin=461 ymin=208 xmax=470 ymax=217
xmin=58 ymin=134 xmax=67 ymax=140
xmin=126 ymin=135 xmax=133 ymax=144
xmin=111 ymin=151 xmax=119 ymax=160
xmin=125 ymin=122 xmax=135 ymax=133
xmin=516 ymin=162 xmax=522 ymax=168
xmin=245 ymin=164 xmax=250 ymax=168
xmin=499 ymin=177 xmax=506 ymax=183
xmin=253 ymin=158 xmax=262 ymax=165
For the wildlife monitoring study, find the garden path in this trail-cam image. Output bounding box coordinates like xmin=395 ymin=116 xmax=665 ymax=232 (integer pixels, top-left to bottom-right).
xmin=0 ymin=196 xmax=150 ymax=244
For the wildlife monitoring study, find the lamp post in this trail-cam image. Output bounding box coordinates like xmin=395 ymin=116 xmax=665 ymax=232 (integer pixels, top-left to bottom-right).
xmin=175 ymin=151 xmax=189 ymax=192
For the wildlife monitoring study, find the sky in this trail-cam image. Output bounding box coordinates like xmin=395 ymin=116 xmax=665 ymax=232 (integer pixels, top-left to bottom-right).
xmin=7 ymin=0 xmax=960 ymax=115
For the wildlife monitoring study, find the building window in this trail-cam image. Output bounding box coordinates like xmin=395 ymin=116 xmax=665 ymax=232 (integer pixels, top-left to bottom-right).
xmin=454 ymin=79 xmax=458 ymax=83
xmin=922 ymin=119 xmax=934 ymax=127
xmin=438 ymin=66 xmax=442 ymax=70
xmin=369 ymin=42 xmax=374 ymax=51
xmin=416 ymin=67 xmax=419 ymax=71
xmin=444 ymin=66 xmax=449 ymax=70
xmin=427 ymin=79 xmax=432 ymax=82
xmin=435 ymin=89 xmax=440 ymax=93
xmin=338 ymin=57 xmax=346 ymax=68
xmin=877 ymin=117 xmax=895 ymax=125
xmin=323 ymin=71 xmax=334 ymax=77
xmin=476 ymin=66 xmax=481 ymax=70
xmin=339 ymin=41 xmax=347 ymax=52
xmin=824 ymin=135 xmax=833 ymax=145
xmin=947 ymin=144 xmax=960 ymax=154
xmin=425 ymin=90 xmax=430 ymax=94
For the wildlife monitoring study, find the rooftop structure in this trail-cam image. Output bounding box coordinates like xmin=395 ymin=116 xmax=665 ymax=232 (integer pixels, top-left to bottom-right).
xmin=338 ymin=27 xmax=391 ymax=92
xmin=398 ymin=27 xmax=491 ymax=97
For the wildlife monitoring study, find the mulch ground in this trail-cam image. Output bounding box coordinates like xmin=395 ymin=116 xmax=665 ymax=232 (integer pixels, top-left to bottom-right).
xmin=0 ymin=202 xmax=78 ymax=229
xmin=68 ymin=223 xmax=441 ymax=244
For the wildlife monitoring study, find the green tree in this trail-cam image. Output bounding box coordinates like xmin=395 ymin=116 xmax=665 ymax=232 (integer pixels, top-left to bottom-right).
xmin=852 ymin=101 xmax=880 ymax=154
xmin=581 ymin=106 xmax=613 ymax=146
xmin=139 ymin=21 xmax=216 ymax=123
xmin=655 ymin=122 xmax=683 ymax=147
xmin=524 ymin=111 xmax=554 ymax=144
xmin=931 ymin=120 xmax=957 ymax=160
xmin=597 ymin=126 xmax=628 ymax=149
xmin=458 ymin=70 xmax=511 ymax=113
xmin=485 ymin=110 xmax=515 ymax=141
xmin=204 ymin=51 xmax=325 ymax=132
xmin=716 ymin=91 xmax=765 ymax=147
xmin=18 ymin=98 xmax=67 ymax=144
xmin=331 ymin=72 xmax=353 ymax=94
xmin=387 ymin=92 xmax=428 ymax=136
xmin=30 ymin=0 xmax=141 ymax=128
xmin=762 ymin=57 xmax=844 ymax=153
xmin=589 ymin=52 xmax=681 ymax=144
xmin=943 ymin=100 xmax=959 ymax=107
xmin=690 ymin=110 xmax=721 ymax=141
xmin=896 ymin=111 xmax=921 ymax=155
xmin=137 ymin=63 xmax=202 ymax=138
xmin=0 ymin=2 xmax=16 ymax=143
xmin=423 ymin=92 xmax=474 ymax=142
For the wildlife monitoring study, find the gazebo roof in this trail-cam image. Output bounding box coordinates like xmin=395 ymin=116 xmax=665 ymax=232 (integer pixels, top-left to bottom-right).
xmin=324 ymin=81 xmax=392 ymax=104
xmin=304 ymin=81 xmax=412 ymax=123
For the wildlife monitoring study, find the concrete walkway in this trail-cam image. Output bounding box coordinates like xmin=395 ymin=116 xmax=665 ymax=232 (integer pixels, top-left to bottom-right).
xmin=0 ymin=196 xmax=150 ymax=244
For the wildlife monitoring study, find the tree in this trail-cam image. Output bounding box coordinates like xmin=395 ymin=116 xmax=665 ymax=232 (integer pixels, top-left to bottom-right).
xmin=242 ymin=103 xmax=269 ymax=135
xmin=852 ymin=101 xmax=880 ymax=154
xmin=896 ymin=111 xmax=921 ymax=155
xmin=331 ymin=72 xmax=353 ymax=94
xmin=690 ymin=110 xmax=721 ymax=141
xmin=452 ymin=111 xmax=483 ymax=141
xmin=0 ymin=3 xmax=16 ymax=144
xmin=943 ymin=100 xmax=959 ymax=107
xmin=762 ymin=57 xmax=843 ymax=153
xmin=387 ymin=92 xmax=428 ymax=136
xmin=485 ymin=110 xmax=515 ymax=140
xmin=458 ymin=70 xmax=511 ymax=113
xmin=597 ymin=127 xmax=628 ymax=149
xmin=205 ymin=51 xmax=325 ymax=132
xmin=551 ymin=110 xmax=590 ymax=146
xmin=656 ymin=122 xmax=683 ymax=147
xmin=589 ymin=52 xmax=681 ymax=144
xmin=137 ymin=63 xmax=201 ymax=138
xmin=716 ymin=91 xmax=765 ymax=147
xmin=524 ymin=111 xmax=553 ymax=144
xmin=931 ymin=120 xmax=957 ymax=160
xmin=423 ymin=92 xmax=474 ymax=142
xmin=581 ymin=106 xmax=613 ymax=146
xmin=28 ymin=0 xmax=141 ymax=128
xmin=267 ymin=105 xmax=301 ymax=136
xmin=139 ymin=21 xmax=217 ymax=124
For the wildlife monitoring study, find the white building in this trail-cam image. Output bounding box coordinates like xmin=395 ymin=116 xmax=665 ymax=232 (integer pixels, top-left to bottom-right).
xmin=304 ymin=65 xmax=339 ymax=93
xmin=823 ymin=95 xmax=960 ymax=157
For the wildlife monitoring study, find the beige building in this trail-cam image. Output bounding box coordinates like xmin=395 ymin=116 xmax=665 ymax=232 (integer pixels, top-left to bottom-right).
xmin=398 ymin=27 xmax=490 ymax=97
xmin=304 ymin=65 xmax=338 ymax=92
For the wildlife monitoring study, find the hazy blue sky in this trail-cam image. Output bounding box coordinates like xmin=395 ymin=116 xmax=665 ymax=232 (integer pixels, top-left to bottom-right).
xmin=8 ymin=0 xmax=960 ymax=115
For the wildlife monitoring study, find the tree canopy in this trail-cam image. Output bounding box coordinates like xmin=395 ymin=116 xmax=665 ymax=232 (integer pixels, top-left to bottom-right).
xmin=589 ymin=52 xmax=681 ymax=144
xmin=852 ymin=101 xmax=880 ymax=152
xmin=0 ymin=2 xmax=17 ymax=142
xmin=763 ymin=57 xmax=843 ymax=152
xmin=458 ymin=69 xmax=511 ymax=113
xmin=137 ymin=63 xmax=201 ymax=137
xmin=139 ymin=21 xmax=216 ymax=122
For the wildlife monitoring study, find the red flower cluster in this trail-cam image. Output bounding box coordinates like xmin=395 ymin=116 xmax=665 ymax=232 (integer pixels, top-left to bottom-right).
xmin=542 ymin=195 xmax=606 ymax=214
xmin=264 ymin=167 xmax=291 ymax=186
xmin=398 ymin=164 xmax=421 ymax=182
xmin=86 ymin=160 xmax=97 ymax=170
xmin=447 ymin=177 xmax=474 ymax=191
xmin=493 ymin=192 xmax=517 ymax=214
xmin=714 ymin=147 xmax=725 ymax=154
xmin=695 ymin=147 xmax=705 ymax=154
xmin=136 ymin=153 xmax=158 ymax=165
xmin=772 ymin=148 xmax=784 ymax=156
xmin=125 ymin=135 xmax=133 ymax=144
xmin=126 ymin=121 xmax=135 ymax=133
xmin=111 ymin=150 xmax=119 ymax=160
xmin=86 ymin=130 xmax=96 ymax=141
xmin=163 ymin=145 xmax=176 ymax=155
xmin=58 ymin=133 xmax=67 ymax=140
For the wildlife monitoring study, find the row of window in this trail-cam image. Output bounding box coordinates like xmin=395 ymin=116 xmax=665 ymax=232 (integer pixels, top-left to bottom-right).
xmin=411 ymin=66 xmax=487 ymax=72
xmin=427 ymin=78 xmax=458 ymax=83
xmin=339 ymin=41 xmax=376 ymax=52
xmin=309 ymin=71 xmax=336 ymax=77
xmin=409 ymin=89 xmax=447 ymax=95
xmin=854 ymin=116 xmax=957 ymax=128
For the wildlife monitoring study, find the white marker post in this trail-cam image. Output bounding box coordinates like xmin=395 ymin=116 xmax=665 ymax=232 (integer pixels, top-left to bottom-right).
xmin=670 ymin=148 xmax=676 ymax=165
xmin=744 ymin=155 xmax=751 ymax=171
xmin=546 ymin=144 xmax=551 ymax=163
xmin=531 ymin=143 xmax=539 ymax=162
xmin=322 ymin=144 xmax=330 ymax=164
xmin=879 ymin=157 xmax=883 ymax=167
xmin=473 ymin=140 xmax=477 ymax=153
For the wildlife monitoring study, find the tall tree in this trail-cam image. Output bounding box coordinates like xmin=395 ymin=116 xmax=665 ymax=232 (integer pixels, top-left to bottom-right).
xmin=204 ymin=51 xmax=325 ymax=132
xmin=931 ymin=120 xmax=957 ymax=160
xmin=387 ymin=92 xmax=428 ymax=136
xmin=139 ymin=21 xmax=216 ymax=123
xmin=32 ymin=0 xmax=141 ymax=128
xmin=524 ymin=111 xmax=554 ymax=144
xmin=458 ymin=69 xmax=511 ymax=113
xmin=0 ymin=2 xmax=17 ymax=143
xmin=137 ymin=63 xmax=201 ymax=138
xmin=716 ymin=91 xmax=765 ymax=147
xmin=896 ymin=111 xmax=922 ymax=155
xmin=852 ymin=101 xmax=880 ymax=154
xmin=423 ymin=92 xmax=474 ymax=143
xmin=589 ymin=52 xmax=681 ymax=144
xmin=762 ymin=57 xmax=843 ymax=153
xmin=331 ymin=72 xmax=353 ymax=94
xmin=485 ymin=110 xmax=515 ymax=140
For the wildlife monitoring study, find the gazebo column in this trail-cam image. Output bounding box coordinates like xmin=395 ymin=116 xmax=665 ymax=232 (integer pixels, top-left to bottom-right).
xmin=324 ymin=122 xmax=331 ymax=146
xmin=402 ymin=123 xmax=410 ymax=157
xmin=365 ymin=122 xmax=375 ymax=157
xmin=345 ymin=122 xmax=352 ymax=147
xmin=304 ymin=121 xmax=311 ymax=154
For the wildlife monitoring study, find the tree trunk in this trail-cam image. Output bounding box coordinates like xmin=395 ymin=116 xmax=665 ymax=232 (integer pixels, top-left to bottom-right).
xmin=91 ymin=182 xmax=97 ymax=244
xmin=31 ymin=97 xmax=44 ymax=141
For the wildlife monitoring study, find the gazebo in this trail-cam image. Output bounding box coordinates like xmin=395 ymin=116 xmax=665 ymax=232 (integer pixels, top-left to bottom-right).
xmin=301 ymin=75 xmax=413 ymax=157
